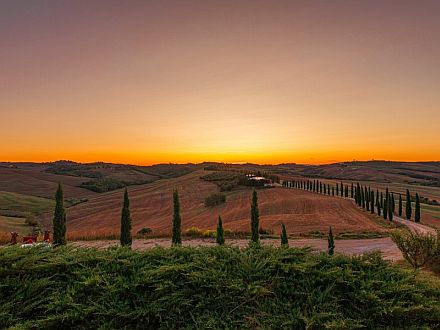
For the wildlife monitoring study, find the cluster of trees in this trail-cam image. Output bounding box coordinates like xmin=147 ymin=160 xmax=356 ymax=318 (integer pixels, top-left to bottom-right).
xmin=282 ymin=178 xmax=422 ymax=223
xmin=204 ymin=193 xmax=226 ymax=207
xmin=282 ymin=179 xmax=351 ymax=198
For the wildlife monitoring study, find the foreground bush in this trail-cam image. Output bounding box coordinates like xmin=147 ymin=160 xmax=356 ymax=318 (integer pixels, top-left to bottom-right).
xmin=391 ymin=229 xmax=439 ymax=271
xmin=0 ymin=246 xmax=439 ymax=329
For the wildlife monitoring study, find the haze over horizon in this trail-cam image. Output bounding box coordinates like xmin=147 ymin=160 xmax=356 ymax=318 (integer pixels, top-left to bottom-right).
xmin=1 ymin=0 xmax=440 ymax=165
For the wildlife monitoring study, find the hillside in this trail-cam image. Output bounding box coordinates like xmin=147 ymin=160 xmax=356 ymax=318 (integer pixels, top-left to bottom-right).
xmin=42 ymin=170 xmax=390 ymax=237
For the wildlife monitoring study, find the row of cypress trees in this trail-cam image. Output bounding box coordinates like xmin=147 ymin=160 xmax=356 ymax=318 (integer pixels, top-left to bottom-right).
xmin=283 ymin=178 xmax=421 ymax=223
xmin=53 ymin=183 xmax=335 ymax=254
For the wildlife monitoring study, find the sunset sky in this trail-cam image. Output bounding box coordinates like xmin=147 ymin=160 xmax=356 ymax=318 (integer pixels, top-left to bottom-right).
xmin=1 ymin=0 xmax=439 ymax=165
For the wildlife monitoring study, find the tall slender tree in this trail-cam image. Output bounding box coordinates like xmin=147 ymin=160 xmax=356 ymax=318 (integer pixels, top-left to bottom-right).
xmin=280 ymin=223 xmax=288 ymax=247
xmin=391 ymin=193 xmax=395 ymax=214
xmin=361 ymin=187 xmax=365 ymax=208
xmin=172 ymin=189 xmax=182 ymax=246
xmin=383 ymin=189 xmax=389 ymax=220
xmin=388 ymin=197 xmax=393 ymax=221
xmin=415 ymin=193 xmax=421 ymax=223
xmin=406 ymin=189 xmax=412 ymax=220
xmin=370 ymin=190 xmax=375 ymax=214
xmin=328 ymin=226 xmax=335 ymax=256
xmin=53 ymin=183 xmax=66 ymax=246
xmin=250 ymin=190 xmax=260 ymax=244
xmin=397 ymin=194 xmax=402 ymax=217
xmin=216 ymin=216 xmax=225 ymax=245
xmin=365 ymin=187 xmax=370 ymax=211
xmin=351 ymin=183 xmax=354 ymax=198
xmin=120 ymin=188 xmax=132 ymax=248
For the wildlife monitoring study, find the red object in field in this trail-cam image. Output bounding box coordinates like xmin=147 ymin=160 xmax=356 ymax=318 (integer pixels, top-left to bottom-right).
xmin=22 ymin=235 xmax=37 ymax=243
xmin=44 ymin=230 xmax=51 ymax=242
xmin=10 ymin=232 xmax=19 ymax=245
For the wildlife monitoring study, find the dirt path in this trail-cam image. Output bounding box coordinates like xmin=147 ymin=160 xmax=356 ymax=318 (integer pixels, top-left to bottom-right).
xmin=392 ymin=215 xmax=437 ymax=235
xmin=71 ymin=237 xmax=403 ymax=261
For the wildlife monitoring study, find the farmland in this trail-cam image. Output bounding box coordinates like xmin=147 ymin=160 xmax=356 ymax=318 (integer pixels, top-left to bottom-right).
xmin=38 ymin=170 xmax=394 ymax=238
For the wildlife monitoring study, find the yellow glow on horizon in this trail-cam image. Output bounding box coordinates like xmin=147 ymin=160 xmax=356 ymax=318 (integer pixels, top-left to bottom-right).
xmin=1 ymin=1 xmax=440 ymax=164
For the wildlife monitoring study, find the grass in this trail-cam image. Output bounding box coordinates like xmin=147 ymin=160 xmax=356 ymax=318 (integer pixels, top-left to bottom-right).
xmin=0 ymin=191 xmax=54 ymax=214
xmin=0 ymin=191 xmax=54 ymax=234
xmin=0 ymin=215 xmax=29 ymax=234
xmin=1 ymin=246 xmax=439 ymax=329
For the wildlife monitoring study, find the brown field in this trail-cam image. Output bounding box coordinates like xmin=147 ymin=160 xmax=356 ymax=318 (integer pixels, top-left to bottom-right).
xmin=0 ymin=165 xmax=94 ymax=199
xmin=40 ymin=170 xmax=391 ymax=236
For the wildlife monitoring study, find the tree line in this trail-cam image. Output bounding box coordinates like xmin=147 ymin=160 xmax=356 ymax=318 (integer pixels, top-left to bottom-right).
xmin=282 ymin=178 xmax=421 ymax=222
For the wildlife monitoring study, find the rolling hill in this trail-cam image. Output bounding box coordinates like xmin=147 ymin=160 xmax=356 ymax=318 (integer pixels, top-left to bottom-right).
xmin=40 ymin=170 xmax=390 ymax=236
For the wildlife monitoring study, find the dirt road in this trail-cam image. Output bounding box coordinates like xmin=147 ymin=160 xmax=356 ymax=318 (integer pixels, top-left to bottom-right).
xmin=71 ymin=237 xmax=403 ymax=261
xmin=392 ymin=215 xmax=437 ymax=235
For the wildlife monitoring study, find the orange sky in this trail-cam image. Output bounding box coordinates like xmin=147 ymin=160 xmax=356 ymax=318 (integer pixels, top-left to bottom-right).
xmin=1 ymin=0 xmax=439 ymax=165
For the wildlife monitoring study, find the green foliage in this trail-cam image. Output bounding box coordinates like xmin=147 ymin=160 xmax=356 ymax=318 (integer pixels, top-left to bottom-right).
xmin=120 ymin=189 xmax=132 ymax=248
xmin=1 ymin=246 xmax=439 ymax=329
xmin=80 ymin=178 xmax=129 ymax=193
xmin=391 ymin=230 xmax=438 ymax=271
xmin=398 ymin=194 xmax=403 ymax=217
xmin=250 ymin=190 xmax=260 ymax=244
xmin=388 ymin=195 xmax=393 ymax=221
xmin=280 ymin=223 xmax=288 ymax=247
xmin=204 ymin=193 xmax=226 ymax=207
xmin=415 ymin=193 xmax=421 ymax=223
xmin=137 ymin=227 xmax=152 ymax=236
xmin=216 ymin=216 xmax=225 ymax=245
xmin=53 ymin=183 xmax=66 ymax=246
xmin=406 ymin=189 xmax=412 ymax=220
xmin=328 ymin=226 xmax=335 ymax=256
xmin=172 ymin=189 xmax=182 ymax=246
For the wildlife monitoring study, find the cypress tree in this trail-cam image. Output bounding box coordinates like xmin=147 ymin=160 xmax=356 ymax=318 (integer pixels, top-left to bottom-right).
xmin=361 ymin=187 xmax=365 ymax=208
xmin=336 ymin=184 xmax=339 ymax=196
xmin=345 ymin=185 xmax=348 ymax=197
xmin=383 ymin=189 xmax=389 ymax=220
xmin=406 ymin=189 xmax=412 ymax=220
xmin=328 ymin=184 xmax=331 ymax=195
xmin=388 ymin=197 xmax=393 ymax=221
xmin=380 ymin=192 xmax=383 ymax=208
xmin=280 ymin=223 xmax=288 ymax=247
xmin=340 ymin=182 xmax=344 ymax=196
xmin=356 ymin=183 xmax=361 ymax=205
xmin=328 ymin=226 xmax=335 ymax=256
xmin=377 ymin=195 xmax=381 ymax=216
xmin=391 ymin=193 xmax=395 ymax=213
xmin=415 ymin=193 xmax=421 ymax=223
xmin=120 ymin=188 xmax=132 ymax=248
xmin=172 ymin=189 xmax=182 ymax=246
xmin=332 ymin=187 xmax=335 ymax=196
xmin=323 ymin=184 xmax=327 ymax=195
xmin=370 ymin=190 xmax=375 ymax=214
xmin=216 ymin=216 xmax=225 ymax=245
xmin=351 ymin=183 xmax=354 ymax=198
xmin=53 ymin=183 xmax=66 ymax=246
xmin=250 ymin=190 xmax=260 ymax=244
xmin=398 ymin=194 xmax=403 ymax=217
xmin=365 ymin=187 xmax=370 ymax=211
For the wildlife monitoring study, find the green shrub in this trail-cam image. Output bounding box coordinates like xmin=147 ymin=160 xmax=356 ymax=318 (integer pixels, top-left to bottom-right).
xmin=137 ymin=227 xmax=152 ymax=236
xmin=204 ymin=193 xmax=226 ymax=207
xmin=391 ymin=229 xmax=438 ymax=271
xmin=0 ymin=246 xmax=439 ymax=329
